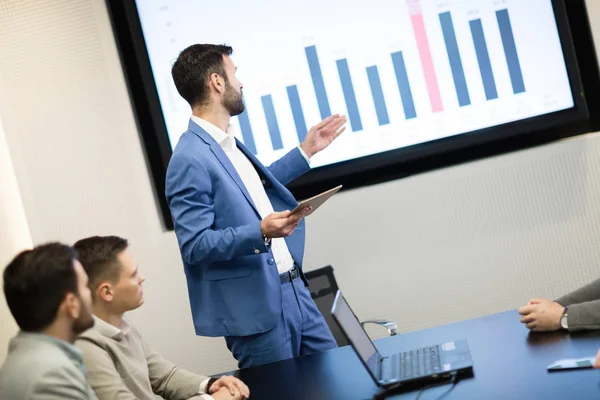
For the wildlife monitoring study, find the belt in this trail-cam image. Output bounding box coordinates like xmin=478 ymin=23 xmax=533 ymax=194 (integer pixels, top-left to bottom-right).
xmin=279 ymin=266 xmax=301 ymax=284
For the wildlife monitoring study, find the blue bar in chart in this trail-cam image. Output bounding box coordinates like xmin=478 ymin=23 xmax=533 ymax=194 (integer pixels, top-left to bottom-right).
xmin=286 ymin=85 xmax=308 ymax=143
xmin=496 ymin=9 xmax=526 ymax=94
xmin=261 ymin=95 xmax=283 ymax=150
xmin=470 ymin=19 xmax=498 ymax=100
xmin=336 ymin=58 xmax=363 ymax=131
xmin=366 ymin=66 xmax=390 ymax=126
xmin=391 ymin=51 xmax=417 ymax=120
xmin=237 ymin=109 xmax=257 ymax=154
xmin=439 ymin=11 xmax=471 ymax=107
xmin=305 ymin=45 xmax=332 ymax=119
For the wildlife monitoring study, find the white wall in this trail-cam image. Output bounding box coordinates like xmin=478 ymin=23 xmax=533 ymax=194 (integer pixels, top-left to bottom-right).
xmin=0 ymin=103 xmax=30 ymax=362
xmin=0 ymin=0 xmax=599 ymax=373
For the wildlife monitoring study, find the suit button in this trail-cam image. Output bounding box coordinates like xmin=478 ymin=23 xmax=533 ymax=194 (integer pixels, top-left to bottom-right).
xmin=268 ymin=259 xmax=274 ymax=265
xmin=254 ymin=249 xmax=260 ymax=254
xmin=261 ymin=179 xmax=266 ymax=185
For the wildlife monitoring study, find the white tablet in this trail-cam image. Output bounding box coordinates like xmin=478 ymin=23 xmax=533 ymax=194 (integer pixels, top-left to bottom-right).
xmin=291 ymin=185 xmax=342 ymax=217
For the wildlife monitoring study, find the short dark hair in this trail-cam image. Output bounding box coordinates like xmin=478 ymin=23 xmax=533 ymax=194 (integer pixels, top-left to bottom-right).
xmin=171 ymin=44 xmax=233 ymax=108
xmin=3 ymin=243 xmax=79 ymax=332
xmin=73 ymin=236 xmax=129 ymax=295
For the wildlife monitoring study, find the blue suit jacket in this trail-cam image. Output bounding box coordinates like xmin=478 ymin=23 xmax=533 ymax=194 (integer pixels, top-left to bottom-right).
xmin=165 ymin=120 xmax=311 ymax=337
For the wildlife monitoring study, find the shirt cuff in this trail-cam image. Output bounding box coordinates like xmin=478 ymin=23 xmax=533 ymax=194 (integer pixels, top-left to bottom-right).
xmin=199 ymin=378 xmax=210 ymax=394
xmin=298 ymin=146 xmax=311 ymax=165
xmin=200 ymin=395 xmax=214 ymax=400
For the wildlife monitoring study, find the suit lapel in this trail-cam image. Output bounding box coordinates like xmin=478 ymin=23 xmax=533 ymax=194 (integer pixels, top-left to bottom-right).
xmin=210 ymin=143 xmax=262 ymax=216
xmin=236 ymin=139 xmax=297 ymax=206
xmin=188 ymin=121 xmax=261 ymax=217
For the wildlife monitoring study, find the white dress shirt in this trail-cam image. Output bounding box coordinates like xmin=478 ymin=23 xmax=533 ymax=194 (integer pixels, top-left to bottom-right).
xmin=191 ymin=115 xmax=309 ymax=274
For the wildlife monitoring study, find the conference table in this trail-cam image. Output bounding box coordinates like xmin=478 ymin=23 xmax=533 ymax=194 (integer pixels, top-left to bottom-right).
xmin=224 ymin=310 xmax=600 ymax=399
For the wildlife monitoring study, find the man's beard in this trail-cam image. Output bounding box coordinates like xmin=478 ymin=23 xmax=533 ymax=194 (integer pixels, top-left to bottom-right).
xmin=222 ymin=81 xmax=245 ymax=116
xmin=72 ymin=301 xmax=94 ymax=334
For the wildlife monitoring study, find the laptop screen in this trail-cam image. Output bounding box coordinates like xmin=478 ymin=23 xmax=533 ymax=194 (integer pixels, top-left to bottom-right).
xmin=331 ymin=292 xmax=380 ymax=378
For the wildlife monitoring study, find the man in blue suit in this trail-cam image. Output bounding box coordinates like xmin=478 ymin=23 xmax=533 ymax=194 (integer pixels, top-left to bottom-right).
xmin=166 ymin=44 xmax=347 ymax=368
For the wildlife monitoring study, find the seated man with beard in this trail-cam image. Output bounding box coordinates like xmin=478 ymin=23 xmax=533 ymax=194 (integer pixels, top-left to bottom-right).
xmin=0 ymin=242 xmax=97 ymax=399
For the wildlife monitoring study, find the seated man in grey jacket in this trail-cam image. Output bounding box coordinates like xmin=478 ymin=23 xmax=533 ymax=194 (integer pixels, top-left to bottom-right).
xmin=0 ymin=242 xmax=97 ymax=399
xmin=74 ymin=235 xmax=249 ymax=400
xmin=518 ymin=277 xmax=600 ymax=332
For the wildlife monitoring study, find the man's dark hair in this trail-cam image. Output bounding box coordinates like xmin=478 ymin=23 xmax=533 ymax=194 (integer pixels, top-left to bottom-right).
xmin=3 ymin=243 xmax=79 ymax=332
xmin=73 ymin=236 xmax=129 ymax=295
xmin=171 ymin=44 xmax=233 ymax=108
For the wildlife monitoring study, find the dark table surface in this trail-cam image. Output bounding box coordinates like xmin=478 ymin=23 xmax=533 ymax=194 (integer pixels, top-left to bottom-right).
xmin=227 ymin=310 xmax=600 ymax=400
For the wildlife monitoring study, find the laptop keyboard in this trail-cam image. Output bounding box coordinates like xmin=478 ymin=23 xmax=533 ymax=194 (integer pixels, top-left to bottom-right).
xmin=391 ymin=345 xmax=442 ymax=380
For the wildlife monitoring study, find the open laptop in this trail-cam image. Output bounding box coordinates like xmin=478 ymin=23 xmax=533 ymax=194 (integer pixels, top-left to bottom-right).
xmin=331 ymin=290 xmax=473 ymax=389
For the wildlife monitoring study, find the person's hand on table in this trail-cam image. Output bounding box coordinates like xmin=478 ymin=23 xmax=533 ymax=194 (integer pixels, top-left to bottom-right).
xmin=518 ymin=298 xmax=565 ymax=332
xmin=209 ymin=375 xmax=249 ymax=399
xmin=211 ymin=386 xmax=246 ymax=400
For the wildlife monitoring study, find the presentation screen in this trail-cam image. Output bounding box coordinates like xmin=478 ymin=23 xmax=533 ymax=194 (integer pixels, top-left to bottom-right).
xmin=135 ymin=0 xmax=575 ymax=169
xmin=108 ymin=0 xmax=598 ymax=228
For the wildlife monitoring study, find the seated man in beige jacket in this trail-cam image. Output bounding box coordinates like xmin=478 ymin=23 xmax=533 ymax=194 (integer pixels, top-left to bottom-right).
xmin=518 ymin=277 xmax=600 ymax=332
xmin=74 ymin=236 xmax=249 ymax=400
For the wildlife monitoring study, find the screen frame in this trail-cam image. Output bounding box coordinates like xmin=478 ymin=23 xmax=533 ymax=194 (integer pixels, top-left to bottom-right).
xmin=105 ymin=0 xmax=600 ymax=230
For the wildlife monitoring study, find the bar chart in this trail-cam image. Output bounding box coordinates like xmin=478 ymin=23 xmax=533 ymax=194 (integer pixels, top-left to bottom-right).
xmin=137 ymin=0 xmax=574 ymax=168
xmin=234 ymin=2 xmax=530 ymax=158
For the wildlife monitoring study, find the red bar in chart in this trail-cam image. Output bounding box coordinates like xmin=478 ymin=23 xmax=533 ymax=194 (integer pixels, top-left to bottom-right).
xmin=407 ymin=0 xmax=443 ymax=113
